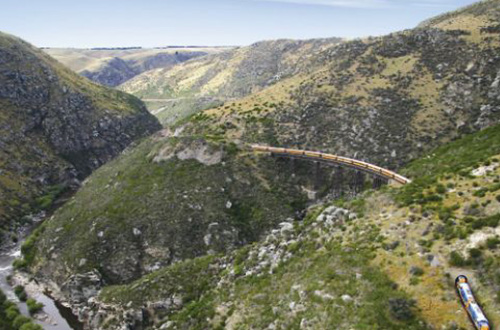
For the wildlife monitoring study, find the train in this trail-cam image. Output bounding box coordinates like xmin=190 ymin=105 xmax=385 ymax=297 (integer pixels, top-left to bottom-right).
xmin=251 ymin=145 xmax=412 ymax=185
xmin=455 ymin=275 xmax=490 ymax=330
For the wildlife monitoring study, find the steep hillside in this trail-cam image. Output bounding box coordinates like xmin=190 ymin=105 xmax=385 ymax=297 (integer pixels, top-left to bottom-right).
xmin=27 ymin=134 xmax=343 ymax=285
xmin=18 ymin=0 xmax=500 ymax=328
xmin=120 ymin=38 xmax=342 ymax=124
xmin=44 ymin=47 xmax=230 ymax=87
xmin=0 ymin=32 xmax=161 ymax=236
xmin=76 ymin=119 xmax=500 ymax=329
xmin=175 ymin=0 xmax=500 ymax=170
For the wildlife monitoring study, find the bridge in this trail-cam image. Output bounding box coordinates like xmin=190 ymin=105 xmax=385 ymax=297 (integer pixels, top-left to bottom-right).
xmin=251 ymin=145 xmax=411 ymax=185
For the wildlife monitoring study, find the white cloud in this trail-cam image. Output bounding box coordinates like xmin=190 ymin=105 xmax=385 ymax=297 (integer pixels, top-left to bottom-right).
xmin=251 ymin=0 xmax=456 ymax=9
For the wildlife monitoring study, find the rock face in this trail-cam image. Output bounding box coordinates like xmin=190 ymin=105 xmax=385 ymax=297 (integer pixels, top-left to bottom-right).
xmin=0 ymin=32 xmax=161 ymax=230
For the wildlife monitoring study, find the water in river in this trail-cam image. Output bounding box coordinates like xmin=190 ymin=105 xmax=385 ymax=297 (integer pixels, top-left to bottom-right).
xmin=0 ymin=236 xmax=82 ymax=329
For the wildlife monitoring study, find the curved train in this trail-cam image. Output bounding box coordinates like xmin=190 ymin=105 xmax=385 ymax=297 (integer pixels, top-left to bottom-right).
xmin=455 ymin=275 xmax=490 ymax=330
xmin=251 ymin=145 xmax=412 ymax=185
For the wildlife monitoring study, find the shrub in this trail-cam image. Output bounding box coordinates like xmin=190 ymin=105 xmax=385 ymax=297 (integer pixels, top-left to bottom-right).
xmin=13 ymin=285 xmax=24 ymax=295
xmin=438 ymin=209 xmax=452 ymax=221
xmin=12 ymin=315 xmax=30 ymax=329
xmin=13 ymin=258 xmax=28 ymax=270
xmin=496 ymin=195 xmax=500 ymax=202
xmin=5 ymin=304 xmax=20 ymax=320
xmin=489 ymin=183 xmax=500 ymax=192
xmin=26 ymin=298 xmax=44 ymax=315
xmin=469 ymin=248 xmax=482 ymax=259
xmin=449 ymin=251 xmax=466 ymax=267
xmin=436 ymin=184 xmax=447 ymax=194
xmin=463 ymin=217 xmax=475 ymax=223
xmin=425 ymin=194 xmax=442 ymax=203
xmin=20 ymin=323 xmax=44 ymax=330
xmin=14 ymin=285 xmax=27 ymax=302
xmin=388 ymin=298 xmax=416 ymax=321
xmin=486 ymin=237 xmax=500 ymax=249
xmin=20 ymin=225 xmax=45 ymax=265
xmin=473 ymin=188 xmax=488 ymax=197
xmin=17 ymin=291 xmax=27 ymax=302
xmin=0 ymin=289 xmax=6 ymax=305
xmin=410 ymin=266 xmax=424 ymax=276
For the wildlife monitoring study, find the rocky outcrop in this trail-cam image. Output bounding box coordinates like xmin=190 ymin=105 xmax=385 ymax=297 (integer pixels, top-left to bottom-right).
xmin=48 ymin=205 xmax=353 ymax=330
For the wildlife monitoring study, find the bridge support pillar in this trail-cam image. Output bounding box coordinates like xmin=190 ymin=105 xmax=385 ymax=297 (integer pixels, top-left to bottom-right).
xmin=314 ymin=161 xmax=321 ymax=190
xmin=372 ymin=177 xmax=386 ymax=189
xmin=333 ymin=166 xmax=344 ymax=197
xmin=353 ymin=171 xmax=365 ymax=194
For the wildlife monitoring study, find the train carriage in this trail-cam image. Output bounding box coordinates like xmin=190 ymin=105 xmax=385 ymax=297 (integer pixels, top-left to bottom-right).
xmin=455 ymin=275 xmax=490 ymax=330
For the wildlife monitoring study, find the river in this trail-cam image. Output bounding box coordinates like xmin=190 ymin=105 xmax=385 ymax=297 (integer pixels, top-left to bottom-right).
xmin=0 ymin=221 xmax=83 ymax=330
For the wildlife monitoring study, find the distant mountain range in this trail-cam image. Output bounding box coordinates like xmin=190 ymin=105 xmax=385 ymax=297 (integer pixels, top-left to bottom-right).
xmin=44 ymin=47 xmax=232 ymax=87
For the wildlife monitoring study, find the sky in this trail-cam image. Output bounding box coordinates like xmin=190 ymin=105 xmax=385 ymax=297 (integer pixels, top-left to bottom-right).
xmin=0 ymin=0 xmax=479 ymax=48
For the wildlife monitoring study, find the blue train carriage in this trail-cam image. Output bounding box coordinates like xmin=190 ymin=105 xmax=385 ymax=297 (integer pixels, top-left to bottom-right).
xmin=455 ymin=275 xmax=490 ymax=330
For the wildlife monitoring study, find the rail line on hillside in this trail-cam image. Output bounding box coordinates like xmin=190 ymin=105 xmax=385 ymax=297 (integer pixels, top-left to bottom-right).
xmin=251 ymin=145 xmax=412 ymax=185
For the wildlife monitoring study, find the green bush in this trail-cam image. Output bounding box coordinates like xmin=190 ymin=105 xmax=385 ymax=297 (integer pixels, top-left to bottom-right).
xmin=12 ymin=315 xmax=31 ymax=328
xmin=438 ymin=209 xmax=452 ymax=221
xmin=473 ymin=188 xmax=488 ymax=197
xmin=496 ymin=195 xmax=500 ymax=202
xmin=26 ymin=298 xmax=44 ymax=315
xmin=388 ymin=298 xmax=416 ymax=321
xmin=35 ymin=184 xmax=66 ymax=210
xmin=488 ymin=183 xmax=500 ymax=192
xmin=5 ymin=304 xmax=20 ymax=320
xmin=410 ymin=267 xmax=424 ymax=277
xmin=20 ymin=225 xmax=45 ymax=266
xmin=471 ymin=214 xmax=500 ymax=230
xmin=0 ymin=288 xmax=6 ymax=305
xmin=436 ymin=184 xmax=447 ymax=194
xmin=425 ymin=194 xmax=442 ymax=203
xmin=13 ymin=258 xmax=28 ymax=270
xmin=486 ymin=237 xmax=500 ymax=249
xmin=14 ymin=285 xmax=27 ymax=302
xmin=449 ymin=251 xmax=466 ymax=267
xmin=13 ymin=285 xmax=24 ymax=296
xmin=20 ymin=323 xmax=44 ymax=330
xmin=469 ymin=248 xmax=482 ymax=259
